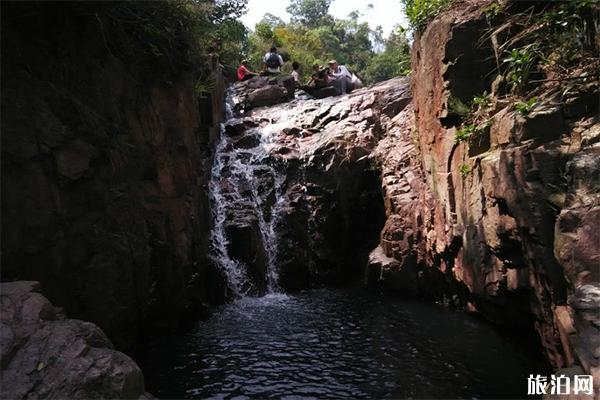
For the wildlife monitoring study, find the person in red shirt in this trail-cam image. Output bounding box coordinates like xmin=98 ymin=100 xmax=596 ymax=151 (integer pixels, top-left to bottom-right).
xmin=237 ymin=60 xmax=258 ymax=81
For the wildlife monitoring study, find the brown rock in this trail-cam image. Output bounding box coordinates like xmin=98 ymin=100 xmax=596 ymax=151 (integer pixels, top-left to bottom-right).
xmin=248 ymin=85 xmax=289 ymax=108
xmin=0 ymin=281 xmax=146 ymax=399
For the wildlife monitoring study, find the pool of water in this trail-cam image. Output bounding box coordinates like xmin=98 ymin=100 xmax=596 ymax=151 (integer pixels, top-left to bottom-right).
xmin=143 ymin=288 xmax=548 ymax=399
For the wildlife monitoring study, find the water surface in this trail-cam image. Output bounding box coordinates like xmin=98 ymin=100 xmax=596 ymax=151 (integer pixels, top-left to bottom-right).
xmin=144 ymin=288 xmax=548 ymax=399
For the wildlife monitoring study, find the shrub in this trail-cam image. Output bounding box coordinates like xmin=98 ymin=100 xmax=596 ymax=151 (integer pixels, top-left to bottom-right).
xmin=502 ymin=45 xmax=541 ymax=93
xmin=455 ymin=124 xmax=477 ymax=143
xmin=459 ymin=164 xmax=471 ymax=178
xmin=514 ymin=97 xmax=538 ymax=116
xmin=401 ymin=0 xmax=453 ymax=30
xmin=472 ymin=92 xmax=492 ymax=111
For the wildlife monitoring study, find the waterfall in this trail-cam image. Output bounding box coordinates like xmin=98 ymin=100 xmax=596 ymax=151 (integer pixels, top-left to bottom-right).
xmin=208 ymin=91 xmax=284 ymax=297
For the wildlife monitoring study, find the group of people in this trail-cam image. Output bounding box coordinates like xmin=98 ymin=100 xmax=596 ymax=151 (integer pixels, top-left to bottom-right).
xmin=236 ymin=47 xmax=284 ymax=80
xmin=236 ymin=47 xmax=360 ymax=96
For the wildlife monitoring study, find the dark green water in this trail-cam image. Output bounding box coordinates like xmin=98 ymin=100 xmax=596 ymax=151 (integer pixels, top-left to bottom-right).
xmin=143 ymin=288 xmax=548 ymax=399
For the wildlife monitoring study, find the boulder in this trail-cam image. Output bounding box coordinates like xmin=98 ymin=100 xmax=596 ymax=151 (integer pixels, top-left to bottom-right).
xmin=248 ymin=85 xmax=289 ymax=108
xmin=0 ymin=281 xmax=147 ymax=399
xmin=366 ymin=246 xmax=419 ymax=296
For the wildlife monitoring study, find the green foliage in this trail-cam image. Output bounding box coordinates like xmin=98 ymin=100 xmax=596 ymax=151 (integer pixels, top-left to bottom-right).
xmin=447 ymin=95 xmax=471 ymax=118
xmin=215 ymin=19 xmax=248 ymax=69
xmin=481 ymin=2 xmax=504 ymax=20
xmin=471 ymin=91 xmax=492 ymax=111
xmin=401 ymin=0 xmax=453 ymax=30
xmin=245 ymin=7 xmax=410 ymax=85
xmin=287 ymin=0 xmax=333 ymax=28
xmin=364 ymin=26 xmax=411 ymax=83
xmin=499 ymin=0 xmax=598 ymax=94
xmin=195 ymin=71 xmax=216 ymax=96
xmin=211 ymin=0 xmax=248 ymax=22
xmin=92 ymin=0 xmax=248 ymax=81
xmin=459 ymin=164 xmax=471 ymax=178
xmin=514 ymin=97 xmax=538 ymax=116
xmin=502 ymin=45 xmax=540 ymax=92
xmin=455 ymin=124 xmax=478 ymax=144
xmin=364 ymin=51 xmax=410 ymax=84
xmin=540 ymin=0 xmax=598 ymax=62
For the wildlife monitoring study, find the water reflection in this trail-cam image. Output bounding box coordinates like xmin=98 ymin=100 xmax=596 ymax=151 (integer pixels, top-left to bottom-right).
xmin=143 ymin=288 xmax=548 ymax=399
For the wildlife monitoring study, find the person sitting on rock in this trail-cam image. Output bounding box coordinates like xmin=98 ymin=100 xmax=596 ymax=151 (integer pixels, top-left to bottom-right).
xmin=236 ymin=60 xmax=258 ymax=81
xmin=300 ymin=64 xmax=338 ymax=99
xmin=307 ymin=64 xmax=329 ymax=89
xmin=291 ymin=61 xmax=301 ymax=86
xmin=262 ymin=47 xmax=284 ymax=76
xmin=328 ymin=59 xmax=352 ymax=95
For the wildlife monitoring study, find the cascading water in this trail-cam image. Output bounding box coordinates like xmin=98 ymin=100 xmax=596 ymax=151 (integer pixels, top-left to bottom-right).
xmin=208 ymin=91 xmax=285 ymax=296
xmin=145 ymin=83 xmax=552 ymax=400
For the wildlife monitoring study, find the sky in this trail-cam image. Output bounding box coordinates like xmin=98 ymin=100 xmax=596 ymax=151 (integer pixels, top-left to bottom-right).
xmin=240 ymin=0 xmax=408 ymax=37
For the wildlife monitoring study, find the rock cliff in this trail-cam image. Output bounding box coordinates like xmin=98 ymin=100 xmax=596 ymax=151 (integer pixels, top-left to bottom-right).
xmin=216 ymin=78 xmax=409 ymax=292
xmin=408 ymin=0 xmax=599 ymax=376
xmin=1 ymin=2 xmax=225 ymax=353
xmin=222 ymin=0 xmax=598 ymax=377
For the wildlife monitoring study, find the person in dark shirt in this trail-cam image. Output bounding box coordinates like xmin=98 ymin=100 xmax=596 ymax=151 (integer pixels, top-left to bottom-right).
xmin=299 ymin=64 xmax=338 ymax=99
xmin=307 ymin=64 xmax=329 ymax=88
xmin=262 ymin=47 xmax=284 ymax=75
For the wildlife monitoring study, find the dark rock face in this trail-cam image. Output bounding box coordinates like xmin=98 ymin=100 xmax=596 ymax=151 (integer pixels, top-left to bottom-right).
xmin=0 ymin=281 xmax=148 ymax=399
xmin=1 ymin=3 xmax=225 ymax=353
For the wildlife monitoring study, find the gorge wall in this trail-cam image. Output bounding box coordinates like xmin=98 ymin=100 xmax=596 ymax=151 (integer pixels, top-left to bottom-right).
xmin=1 ymin=2 xmax=226 ymax=354
xmin=384 ymin=0 xmax=599 ymax=377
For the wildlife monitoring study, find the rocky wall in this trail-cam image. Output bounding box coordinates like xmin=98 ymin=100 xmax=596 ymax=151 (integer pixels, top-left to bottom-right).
xmin=224 ymin=77 xmax=411 ymax=291
xmin=396 ymin=0 xmax=600 ymax=376
xmin=1 ymin=2 xmax=225 ymax=353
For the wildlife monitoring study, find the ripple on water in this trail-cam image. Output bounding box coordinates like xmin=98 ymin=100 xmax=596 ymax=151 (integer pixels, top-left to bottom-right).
xmin=143 ymin=288 xmax=549 ymax=399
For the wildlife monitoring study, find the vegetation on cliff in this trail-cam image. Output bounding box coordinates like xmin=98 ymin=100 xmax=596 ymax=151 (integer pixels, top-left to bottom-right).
xmin=439 ymin=0 xmax=599 ymax=148
xmin=243 ymin=0 xmax=411 ymax=84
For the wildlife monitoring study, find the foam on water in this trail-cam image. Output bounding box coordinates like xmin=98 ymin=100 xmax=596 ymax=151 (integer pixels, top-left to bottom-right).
xmin=207 ymin=90 xmax=287 ymax=296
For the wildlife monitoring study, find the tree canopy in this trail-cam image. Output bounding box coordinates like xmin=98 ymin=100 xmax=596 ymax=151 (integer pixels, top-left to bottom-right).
xmin=243 ymin=0 xmax=410 ymax=84
xmin=287 ymin=0 xmax=333 ymax=28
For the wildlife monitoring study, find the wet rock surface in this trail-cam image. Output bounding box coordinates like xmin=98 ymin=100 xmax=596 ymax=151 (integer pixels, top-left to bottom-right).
xmin=219 ymin=78 xmax=409 ymax=292
xmin=0 ymin=281 xmax=148 ymax=399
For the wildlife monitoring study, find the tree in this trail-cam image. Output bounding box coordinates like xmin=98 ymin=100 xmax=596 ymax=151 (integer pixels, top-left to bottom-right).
xmin=245 ymin=5 xmax=408 ymax=84
xmin=364 ymin=26 xmax=411 ymax=84
xmin=260 ymin=13 xmax=285 ymax=28
xmin=210 ymin=0 xmax=249 ymax=22
xmin=286 ymin=0 xmax=333 ymax=28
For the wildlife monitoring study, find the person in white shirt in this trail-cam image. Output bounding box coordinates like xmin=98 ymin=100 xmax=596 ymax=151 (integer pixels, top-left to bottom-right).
xmin=291 ymin=61 xmax=301 ymax=85
xmin=263 ymin=47 xmax=284 ymax=75
xmin=328 ymin=59 xmax=352 ymax=95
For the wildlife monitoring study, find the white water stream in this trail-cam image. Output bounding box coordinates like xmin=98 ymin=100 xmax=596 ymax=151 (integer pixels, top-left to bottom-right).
xmin=207 ymin=92 xmax=285 ymax=296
